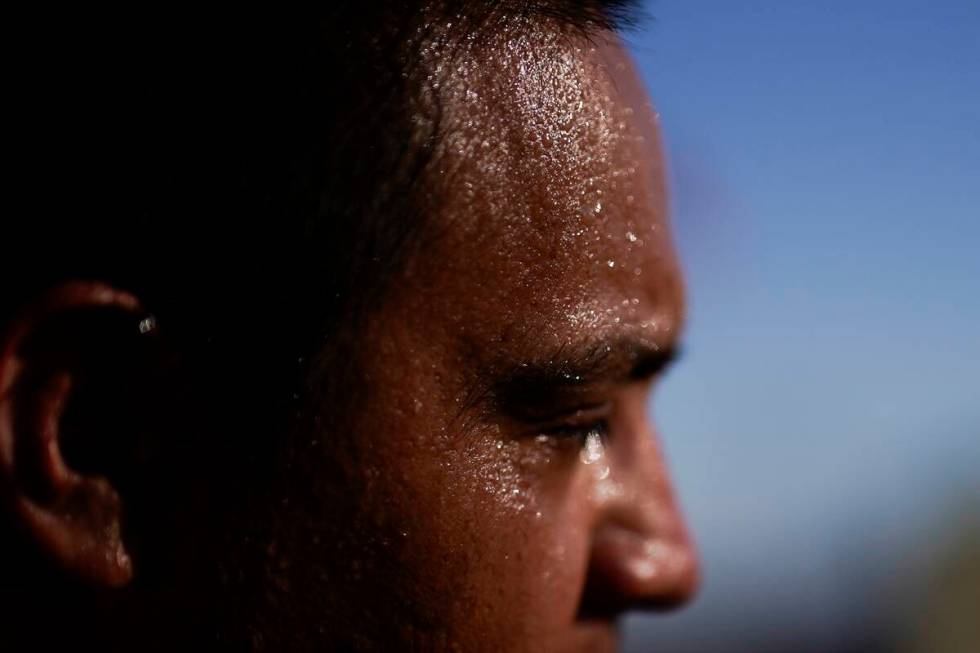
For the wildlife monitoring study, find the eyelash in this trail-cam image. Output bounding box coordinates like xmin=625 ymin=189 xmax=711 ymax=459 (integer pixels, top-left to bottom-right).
xmin=541 ymin=417 xmax=609 ymax=445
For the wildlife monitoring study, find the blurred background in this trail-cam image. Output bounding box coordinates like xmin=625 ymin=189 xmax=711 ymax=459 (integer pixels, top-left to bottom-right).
xmin=624 ymin=1 xmax=980 ymax=651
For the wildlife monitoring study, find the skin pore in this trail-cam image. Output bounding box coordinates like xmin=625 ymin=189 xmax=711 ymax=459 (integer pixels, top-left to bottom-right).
xmin=256 ymin=25 xmax=697 ymax=652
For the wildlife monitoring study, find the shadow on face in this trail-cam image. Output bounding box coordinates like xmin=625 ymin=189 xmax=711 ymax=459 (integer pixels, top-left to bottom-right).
xmin=0 ymin=7 xmax=697 ymax=653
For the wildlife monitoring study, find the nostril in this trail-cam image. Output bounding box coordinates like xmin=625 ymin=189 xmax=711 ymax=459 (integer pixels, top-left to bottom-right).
xmin=577 ymin=526 xmax=699 ymax=620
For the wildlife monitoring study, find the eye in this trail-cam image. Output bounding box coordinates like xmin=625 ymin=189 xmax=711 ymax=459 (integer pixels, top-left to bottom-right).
xmin=538 ymin=411 xmax=610 ymax=449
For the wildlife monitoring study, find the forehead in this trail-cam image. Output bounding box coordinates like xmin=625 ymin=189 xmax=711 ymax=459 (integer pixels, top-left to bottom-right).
xmin=393 ymin=25 xmax=683 ymax=365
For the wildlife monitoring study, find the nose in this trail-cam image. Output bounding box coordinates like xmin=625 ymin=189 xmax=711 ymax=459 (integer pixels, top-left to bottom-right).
xmin=579 ymin=424 xmax=699 ymax=616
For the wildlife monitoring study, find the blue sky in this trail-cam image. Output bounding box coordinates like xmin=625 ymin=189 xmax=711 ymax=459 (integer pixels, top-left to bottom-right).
xmin=623 ymin=1 xmax=979 ymax=648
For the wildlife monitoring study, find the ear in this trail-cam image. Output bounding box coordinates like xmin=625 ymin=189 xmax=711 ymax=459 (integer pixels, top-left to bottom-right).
xmin=0 ymin=281 xmax=156 ymax=588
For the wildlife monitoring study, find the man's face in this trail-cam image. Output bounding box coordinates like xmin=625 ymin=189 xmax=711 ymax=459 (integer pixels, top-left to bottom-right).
xmin=271 ymin=31 xmax=696 ymax=652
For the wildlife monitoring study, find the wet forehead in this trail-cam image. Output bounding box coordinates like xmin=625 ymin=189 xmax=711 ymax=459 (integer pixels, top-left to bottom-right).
xmin=402 ymin=25 xmax=683 ymax=364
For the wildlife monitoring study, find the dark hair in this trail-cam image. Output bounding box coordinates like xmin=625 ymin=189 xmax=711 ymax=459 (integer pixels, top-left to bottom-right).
xmin=7 ymin=1 xmax=641 ymax=409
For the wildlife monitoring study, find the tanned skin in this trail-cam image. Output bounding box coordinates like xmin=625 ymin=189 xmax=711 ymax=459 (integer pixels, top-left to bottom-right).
xmin=0 ymin=16 xmax=696 ymax=653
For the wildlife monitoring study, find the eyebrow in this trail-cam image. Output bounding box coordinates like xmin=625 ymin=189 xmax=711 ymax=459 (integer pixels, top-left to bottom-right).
xmin=526 ymin=0 xmax=647 ymax=34
xmin=486 ymin=336 xmax=681 ymax=420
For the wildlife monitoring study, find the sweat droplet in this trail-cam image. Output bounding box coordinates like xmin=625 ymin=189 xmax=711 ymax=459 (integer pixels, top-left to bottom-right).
xmin=580 ymin=430 xmax=604 ymax=465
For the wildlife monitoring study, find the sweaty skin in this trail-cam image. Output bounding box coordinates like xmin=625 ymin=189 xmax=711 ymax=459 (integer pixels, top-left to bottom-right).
xmin=254 ymin=25 xmax=698 ymax=652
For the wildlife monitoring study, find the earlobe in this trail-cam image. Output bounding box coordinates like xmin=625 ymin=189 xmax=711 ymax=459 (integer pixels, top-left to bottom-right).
xmin=0 ymin=281 xmax=147 ymax=588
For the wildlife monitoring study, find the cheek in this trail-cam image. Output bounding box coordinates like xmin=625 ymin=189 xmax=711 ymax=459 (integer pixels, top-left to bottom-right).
xmin=383 ymin=428 xmax=597 ymax=632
